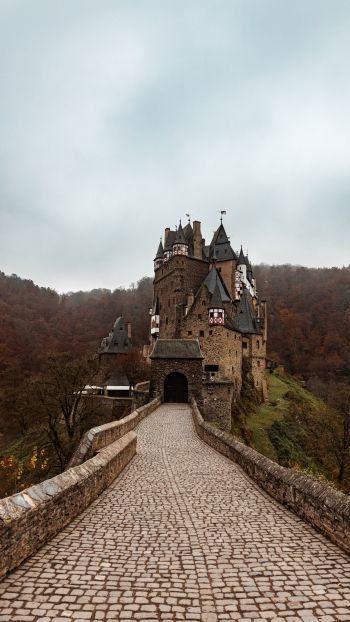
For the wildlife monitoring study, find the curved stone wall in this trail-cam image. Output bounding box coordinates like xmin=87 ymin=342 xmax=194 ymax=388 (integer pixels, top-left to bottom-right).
xmin=0 ymin=432 xmax=136 ymax=580
xmin=191 ymin=399 xmax=350 ymax=554
xmin=68 ymin=397 xmax=161 ymax=468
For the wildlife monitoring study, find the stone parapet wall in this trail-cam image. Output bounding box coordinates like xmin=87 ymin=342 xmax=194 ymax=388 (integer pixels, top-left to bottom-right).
xmin=191 ymin=399 xmax=350 ymax=554
xmin=68 ymin=397 xmax=161 ymax=468
xmin=0 ymin=431 xmax=136 ymax=580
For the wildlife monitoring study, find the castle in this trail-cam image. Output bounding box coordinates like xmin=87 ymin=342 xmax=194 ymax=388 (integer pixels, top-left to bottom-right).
xmin=148 ymin=218 xmax=267 ymax=431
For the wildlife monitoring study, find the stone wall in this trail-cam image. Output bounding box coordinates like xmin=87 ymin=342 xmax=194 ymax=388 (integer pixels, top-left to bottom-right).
xmin=0 ymin=432 xmax=136 ymax=580
xmin=68 ymin=397 xmax=161 ymax=468
xmin=192 ymin=399 xmax=350 ymax=554
xmin=154 ymin=255 xmax=209 ymax=339
xmin=201 ymin=382 xmax=233 ymax=432
xmin=250 ymin=334 xmax=268 ymax=401
xmin=132 ymin=381 xmax=151 ymax=410
xmin=151 ymin=358 xmax=202 ymax=404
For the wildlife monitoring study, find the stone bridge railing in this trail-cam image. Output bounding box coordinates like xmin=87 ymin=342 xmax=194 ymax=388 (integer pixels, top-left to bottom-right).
xmin=192 ymin=398 xmax=350 ymax=554
xmin=0 ymin=397 xmax=160 ymax=580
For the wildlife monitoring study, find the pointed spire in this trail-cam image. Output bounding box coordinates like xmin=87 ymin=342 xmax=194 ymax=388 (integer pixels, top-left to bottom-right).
xmin=208 ymin=279 xmax=225 ymax=326
xmin=210 ymin=282 xmax=224 ymax=310
xmin=238 ymin=245 xmax=245 ymax=265
xmin=210 ymin=223 xmax=236 ymax=261
xmin=155 ymin=238 xmax=164 ymax=259
xmin=174 ymin=221 xmax=187 ymax=245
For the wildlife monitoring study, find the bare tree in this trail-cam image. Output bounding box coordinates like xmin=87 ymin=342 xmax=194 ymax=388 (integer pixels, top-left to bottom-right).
xmin=33 ymin=355 xmax=100 ymax=469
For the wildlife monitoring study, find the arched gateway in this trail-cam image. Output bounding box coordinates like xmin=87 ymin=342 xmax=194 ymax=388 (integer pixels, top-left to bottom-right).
xmin=150 ymin=339 xmax=203 ymax=405
xmin=164 ymin=372 xmax=188 ymax=403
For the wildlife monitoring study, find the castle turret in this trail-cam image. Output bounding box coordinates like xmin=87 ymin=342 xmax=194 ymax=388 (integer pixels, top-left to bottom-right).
xmin=172 ymin=222 xmax=189 ymax=256
xmin=237 ymin=246 xmax=247 ymax=280
xmin=208 ymin=282 xmax=225 ymax=326
xmin=154 ymin=239 xmax=164 ymax=271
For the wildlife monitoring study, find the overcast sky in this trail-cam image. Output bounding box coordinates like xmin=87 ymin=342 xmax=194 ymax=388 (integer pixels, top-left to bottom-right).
xmin=1 ymin=1 xmax=350 ymax=292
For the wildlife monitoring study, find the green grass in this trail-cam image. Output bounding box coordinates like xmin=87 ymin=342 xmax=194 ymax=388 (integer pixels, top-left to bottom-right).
xmin=244 ymin=372 xmax=341 ymax=488
xmin=247 ymin=373 xmax=289 ymax=460
xmin=247 ymin=373 xmax=324 ymax=462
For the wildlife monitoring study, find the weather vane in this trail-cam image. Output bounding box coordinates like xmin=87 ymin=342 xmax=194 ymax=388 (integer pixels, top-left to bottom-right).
xmin=185 ymin=213 xmax=191 ymax=223
xmin=217 ymin=210 xmax=227 ymax=223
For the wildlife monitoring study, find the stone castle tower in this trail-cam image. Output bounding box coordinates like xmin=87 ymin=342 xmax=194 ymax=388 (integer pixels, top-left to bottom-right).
xmin=149 ymin=218 xmax=267 ymax=431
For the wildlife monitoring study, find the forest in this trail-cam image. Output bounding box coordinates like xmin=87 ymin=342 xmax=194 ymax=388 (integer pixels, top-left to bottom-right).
xmin=0 ymin=264 xmax=349 ymax=495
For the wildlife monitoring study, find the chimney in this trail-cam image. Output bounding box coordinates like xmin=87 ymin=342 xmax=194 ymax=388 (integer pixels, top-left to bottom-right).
xmin=164 ymin=227 xmax=170 ymax=247
xmin=127 ymin=322 xmax=132 ymax=340
xmin=193 ymin=221 xmax=202 ymax=259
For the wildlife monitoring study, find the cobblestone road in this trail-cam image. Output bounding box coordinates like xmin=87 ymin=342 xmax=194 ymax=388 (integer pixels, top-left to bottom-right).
xmin=0 ymin=404 xmax=350 ymax=622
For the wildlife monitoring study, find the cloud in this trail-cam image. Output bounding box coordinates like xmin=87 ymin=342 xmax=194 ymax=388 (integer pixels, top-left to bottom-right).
xmin=0 ymin=1 xmax=350 ymax=291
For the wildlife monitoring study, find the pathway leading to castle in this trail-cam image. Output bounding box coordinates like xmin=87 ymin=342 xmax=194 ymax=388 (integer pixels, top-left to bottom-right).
xmin=0 ymin=404 xmax=350 ymax=622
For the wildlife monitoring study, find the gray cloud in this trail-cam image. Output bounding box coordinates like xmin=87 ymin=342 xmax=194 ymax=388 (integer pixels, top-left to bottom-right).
xmin=1 ymin=1 xmax=350 ymax=291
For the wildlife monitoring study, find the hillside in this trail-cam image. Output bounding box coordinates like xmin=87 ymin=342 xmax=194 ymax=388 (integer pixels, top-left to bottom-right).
xmin=1 ymin=265 xmax=350 ymax=495
xmin=1 ymin=264 xmax=350 ymax=383
xmin=232 ymin=370 xmax=349 ymax=493
xmin=255 ymin=264 xmax=350 ymax=381
xmin=0 ymin=271 xmax=153 ymax=376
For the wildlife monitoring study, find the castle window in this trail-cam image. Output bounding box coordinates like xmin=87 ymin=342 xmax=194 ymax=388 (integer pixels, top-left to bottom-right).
xmin=202 ymin=300 xmax=206 ymax=306
xmin=198 ymin=314 xmax=202 ymax=320
xmin=257 ymin=360 xmax=260 ymax=367
xmin=199 ymin=330 xmax=204 ymax=337
xmin=257 ymin=340 xmax=260 ymax=349
xmin=243 ymin=342 xmax=248 ymax=350
xmin=205 ymin=364 xmax=219 ymax=372
xmin=166 ymin=317 xmax=168 ymax=325
xmin=209 ymin=330 xmax=213 ymax=335
xmin=188 ymin=330 xmax=192 ymax=335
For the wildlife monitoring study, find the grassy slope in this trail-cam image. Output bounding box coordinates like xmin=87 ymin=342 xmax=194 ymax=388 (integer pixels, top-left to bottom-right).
xmin=246 ymin=372 xmax=339 ymax=486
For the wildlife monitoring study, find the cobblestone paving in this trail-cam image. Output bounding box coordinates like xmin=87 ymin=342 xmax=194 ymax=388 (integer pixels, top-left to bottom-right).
xmin=1 ymin=404 xmax=350 ymax=622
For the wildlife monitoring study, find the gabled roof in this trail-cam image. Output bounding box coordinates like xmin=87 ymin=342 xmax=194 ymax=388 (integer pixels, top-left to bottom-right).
xmin=98 ymin=316 xmax=132 ymax=354
xmin=202 ymin=267 xmax=231 ymax=303
xmin=209 ymin=223 xmax=236 ymax=261
xmin=232 ymin=289 xmax=260 ymax=334
xmin=155 ymin=239 xmax=164 ymax=259
xmin=150 ymin=339 xmax=203 ymax=359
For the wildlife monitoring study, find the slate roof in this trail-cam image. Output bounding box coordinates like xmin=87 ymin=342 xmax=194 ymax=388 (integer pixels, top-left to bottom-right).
xmin=209 ymin=224 xmax=237 ymax=261
xmin=232 ymin=289 xmax=260 ymax=334
xmin=174 ymin=223 xmax=187 ymax=245
xmin=98 ymin=316 xmax=132 ymax=354
xmin=104 ymin=372 xmax=130 ymax=387
xmin=237 ymin=246 xmax=245 ymax=265
xmin=209 ymin=282 xmax=224 ymax=309
xmin=150 ymin=339 xmax=203 ymax=359
xmin=164 ymin=230 xmax=177 ymax=251
xmin=183 ymin=222 xmax=193 ymax=241
xmin=202 ymin=267 xmax=231 ymax=303
xmin=155 ymin=239 xmax=164 ymax=259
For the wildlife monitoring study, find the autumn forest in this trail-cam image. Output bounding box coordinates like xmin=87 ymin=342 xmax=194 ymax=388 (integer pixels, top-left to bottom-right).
xmin=0 ymin=264 xmax=350 ymax=495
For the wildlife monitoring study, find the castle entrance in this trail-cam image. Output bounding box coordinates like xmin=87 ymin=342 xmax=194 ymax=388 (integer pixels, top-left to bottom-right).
xmin=164 ymin=372 xmax=188 ymax=403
